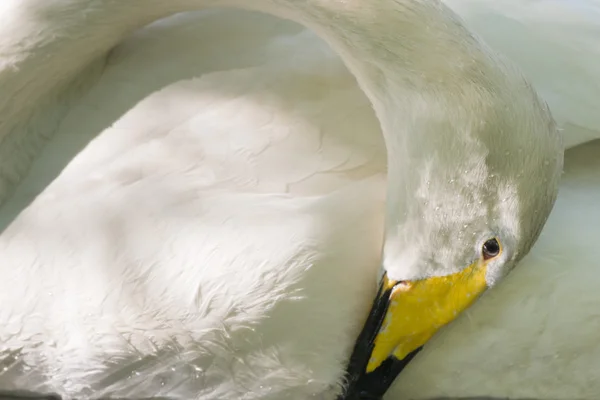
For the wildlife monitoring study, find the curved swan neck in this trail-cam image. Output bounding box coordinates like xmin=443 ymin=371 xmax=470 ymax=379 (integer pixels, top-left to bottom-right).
xmin=0 ymin=0 xmax=496 ymax=205
xmin=0 ymin=0 xmax=484 ymax=116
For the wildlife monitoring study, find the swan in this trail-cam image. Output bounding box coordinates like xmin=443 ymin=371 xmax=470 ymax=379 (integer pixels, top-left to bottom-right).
xmin=0 ymin=1 xmax=564 ymax=399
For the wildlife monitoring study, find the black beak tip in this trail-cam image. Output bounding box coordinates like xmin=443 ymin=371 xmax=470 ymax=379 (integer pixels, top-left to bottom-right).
xmin=337 ymin=347 xmax=423 ymax=400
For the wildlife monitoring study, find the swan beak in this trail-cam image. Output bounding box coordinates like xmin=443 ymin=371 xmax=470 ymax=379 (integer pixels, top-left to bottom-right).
xmin=338 ymin=262 xmax=488 ymax=400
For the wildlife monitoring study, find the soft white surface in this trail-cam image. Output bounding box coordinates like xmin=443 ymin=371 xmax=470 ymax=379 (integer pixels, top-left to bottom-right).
xmin=445 ymin=0 xmax=600 ymax=148
xmin=3 ymin=0 xmax=599 ymax=228
xmin=0 ymin=4 xmax=591 ymax=400
xmin=0 ymin=11 xmax=385 ymax=399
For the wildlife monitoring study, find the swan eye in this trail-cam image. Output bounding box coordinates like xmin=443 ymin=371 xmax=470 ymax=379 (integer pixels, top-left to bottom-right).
xmin=482 ymin=238 xmax=501 ymax=260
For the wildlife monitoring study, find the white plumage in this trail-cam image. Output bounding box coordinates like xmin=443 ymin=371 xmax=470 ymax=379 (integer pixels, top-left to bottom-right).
xmin=446 ymin=0 xmax=600 ymax=149
xmin=0 ymin=1 xmax=595 ymax=399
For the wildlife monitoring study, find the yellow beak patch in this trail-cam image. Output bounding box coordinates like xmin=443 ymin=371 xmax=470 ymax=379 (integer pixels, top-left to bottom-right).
xmin=366 ymin=261 xmax=488 ymax=372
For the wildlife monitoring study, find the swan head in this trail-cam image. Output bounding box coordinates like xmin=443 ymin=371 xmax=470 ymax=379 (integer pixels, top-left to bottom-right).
xmin=340 ymin=57 xmax=563 ymax=399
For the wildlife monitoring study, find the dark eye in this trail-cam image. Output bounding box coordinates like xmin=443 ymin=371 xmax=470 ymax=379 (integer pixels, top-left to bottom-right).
xmin=482 ymin=238 xmax=501 ymax=260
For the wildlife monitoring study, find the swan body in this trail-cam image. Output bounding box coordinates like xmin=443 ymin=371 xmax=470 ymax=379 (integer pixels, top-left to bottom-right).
xmin=0 ymin=1 xmax=567 ymax=399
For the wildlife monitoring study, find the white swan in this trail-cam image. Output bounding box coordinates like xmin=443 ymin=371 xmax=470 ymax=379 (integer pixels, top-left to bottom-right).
xmin=0 ymin=1 xmax=564 ymax=399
